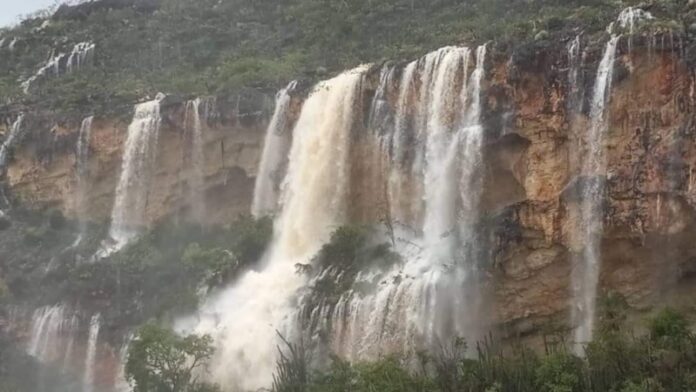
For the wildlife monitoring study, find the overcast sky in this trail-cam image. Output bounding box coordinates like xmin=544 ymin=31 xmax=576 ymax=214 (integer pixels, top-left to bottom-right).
xmin=1 ymin=0 xmax=57 ymax=27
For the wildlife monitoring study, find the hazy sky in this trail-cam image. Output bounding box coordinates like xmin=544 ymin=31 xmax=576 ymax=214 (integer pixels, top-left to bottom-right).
xmin=1 ymin=0 xmax=57 ymax=27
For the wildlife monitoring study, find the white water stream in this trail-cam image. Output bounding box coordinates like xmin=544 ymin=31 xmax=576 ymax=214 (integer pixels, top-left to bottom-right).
xmin=188 ymin=67 xmax=367 ymax=390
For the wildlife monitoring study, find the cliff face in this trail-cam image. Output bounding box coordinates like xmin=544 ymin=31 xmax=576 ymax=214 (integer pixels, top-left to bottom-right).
xmin=4 ymin=38 xmax=696 ymax=341
xmin=487 ymin=39 xmax=696 ymax=336
xmin=4 ymin=93 xmax=272 ymax=226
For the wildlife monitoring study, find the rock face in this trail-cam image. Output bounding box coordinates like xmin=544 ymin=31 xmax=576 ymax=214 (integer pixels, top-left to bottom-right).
xmin=5 ymin=93 xmax=272 ymax=226
xmin=486 ymin=38 xmax=696 ymax=338
xmin=4 ymin=38 xmax=696 ymax=340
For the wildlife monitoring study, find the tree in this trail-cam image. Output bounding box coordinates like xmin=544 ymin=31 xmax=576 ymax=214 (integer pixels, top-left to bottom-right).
xmin=125 ymin=324 xmax=220 ymax=392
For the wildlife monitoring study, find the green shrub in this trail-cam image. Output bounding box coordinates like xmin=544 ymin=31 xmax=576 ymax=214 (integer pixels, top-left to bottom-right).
xmin=126 ymin=324 xmax=220 ymax=392
xmin=0 ymin=215 xmax=11 ymax=231
xmin=303 ymin=225 xmax=400 ymax=313
xmin=228 ymin=215 xmax=273 ymax=265
xmin=649 ymin=308 xmax=690 ymax=342
xmin=22 ymin=226 xmax=45 ymax=246
xmin=272 ymin=335 xmax=310 ymax=392
xmin=47 ymin=209 xmax=66 ymax=230
xmin=535 ymin=351 xmax=584 ymax=392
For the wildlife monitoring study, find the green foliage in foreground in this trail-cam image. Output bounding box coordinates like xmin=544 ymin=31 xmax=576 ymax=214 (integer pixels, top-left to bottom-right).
xmin=126 ymin=324 xmax=220 ymax=392
xmin=271 ymin=307 xmax=696 ymax=392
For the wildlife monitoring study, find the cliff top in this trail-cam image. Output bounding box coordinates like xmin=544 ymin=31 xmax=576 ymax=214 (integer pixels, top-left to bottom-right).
xmin=0 ymin=0 xmax=693 ymax=118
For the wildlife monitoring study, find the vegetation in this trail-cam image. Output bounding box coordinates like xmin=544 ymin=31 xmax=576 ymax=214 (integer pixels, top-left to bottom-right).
xmin=301 ymin=225 xmax=400 ymax=314
xmin=272 ymin=305 xmax=696 ymax=392
xmin=53 ymin=215 xmax=273 ymax=322
xmin=126 ymin=324 xmax=220 ymax=392
xmin=0 ymin=209 xmax=272 ymax=330
xmin=2 ymin=0 xmax=692 ymax=114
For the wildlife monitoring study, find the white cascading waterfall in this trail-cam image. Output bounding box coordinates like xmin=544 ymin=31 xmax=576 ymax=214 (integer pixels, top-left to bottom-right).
xmin=62 ymin=313 xmax=80 ymax=372
xmin=21 ymin=53 xmax=65 ymax=93
xmin=184 ymin=98 xmax=206 ymax=223
xmin=25 ymin=305 xmax=86 ymax=389
xmin=75 ymin=116 xmax=94 ymax=240
xmin=0 ymin=113 xmax=25 ymax=170
xmin=251 ymin=81 xmax=297 ymax=218
xmin=114 ymin=333 xmax=134 ymax=392
xmin=617 ymin=7 xmax=654 ymax=53
xmin=22 ymin=42 xmax=95 ymax=93
xmin=567 ymin=35 xmax=585 ymax=113
xmin=321 ymin=46 xmax=487 ymax=360
xmin=66 ymin=42 xmax=95 ymax=73
xmin=388 ymin=60 xmax=419 ymax=227
xmin=571 ymin=34 xmax=619 ymax=354
xmin=571 ymin=7 xmax=653 ymax=354
xmin=368 ymin=66 xmax=396 ymax=136
xmin=101 ymin=96 xmax=162 ymax=255
xmin=189 ymin=67 xmax=366 ymax=390
xmin=28 ymin=306 xmax=70 ymax=361
xmin=83 ymin=314 xmax=101 ymax=392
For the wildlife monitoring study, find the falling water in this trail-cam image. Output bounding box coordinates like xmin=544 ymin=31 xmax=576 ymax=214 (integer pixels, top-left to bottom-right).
xmin=571 ymin=35 xmax=620 ymax=353
xmin=617 ymin=7 xmax=654 ymax=53
xmin=567 ymin=35 xmax=584 ymax=112
xmin=66 ymin=42 xmax=95 ymax=73
xmin=62 ymin=314 xmax=80 ymax=372
xmin=83 ymin=314 xmax=101 ymax=392
xmin=8 ymin=38 xmax=18 ymax=51
xmin=184 ymin=98 xmax=206 ymax=223
xmin=387 ymin=60 xmax=419 ymax=226
xmin=28 ymin=306 xmax=69 ymax=361
xmin=22 ymin=42 xmax=95 ymax=93
xmin=251 ymin=81 xmax=297 ymax=218
xmin=101 ymin=97 xmax=162 ymax=255
xmin=368 ymin=66 xmax=396 ymax=135
xmin=189 ymin=67 xmax=366 ymax=390
xmin=21 ymin=53 xmax=66 ymax=93
xmin=114 ymin=334 xmax=134 ymax=392
xmin=324 ymin=46 xmax=487 ymax=360
xmin=0 ymin=114 xmax=25 ymax=170
xmin=75 ymin=116 xmax=94 ymax=240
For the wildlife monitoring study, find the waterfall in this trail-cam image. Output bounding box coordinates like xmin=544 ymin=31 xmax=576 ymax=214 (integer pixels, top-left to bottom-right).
xmin=66 ymin=42 xmax=95 ymax=73
xmin=184 ymin=98 xmax=206 ymax=223
xmin=190 ymin=67 xmax=366 ymax=390
xmin=101 ymin=97 xmax=162 ymax=256
xmin=388 ymin=60 xmax=419 ymax=226
xmin=22 ymin=42 xmax=94 ymax=93
xmin=567 ymin=35 xmax=585 ymax=112
xmin=617 ymin=7 xmax=653 ymax=53
xmin=368 ymin=66 xmax=396 ymax=135
xmin=83 ymin=314 xmax=101 ymax=392
xmin=571 ymin=34 xmax=620 ymax=353
xmin=62 ymin=314 xmax=80 ymax=372
xmin=21 ymin=53 xmax=66 ymax=93
xmin=0 ymin=113 xmax=25 ymax=170
xmin=75 ymin=116 xmax=93 ymax=241
xmin=114 ymin=334 xmax=134 ymax=392
xmin=251 ymin=81 xmax=297 ymax=218
xmin=28 ymin=306 xmax=68 ymax=361
xmin=325 ymin=46 xmax=487 ymax=360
